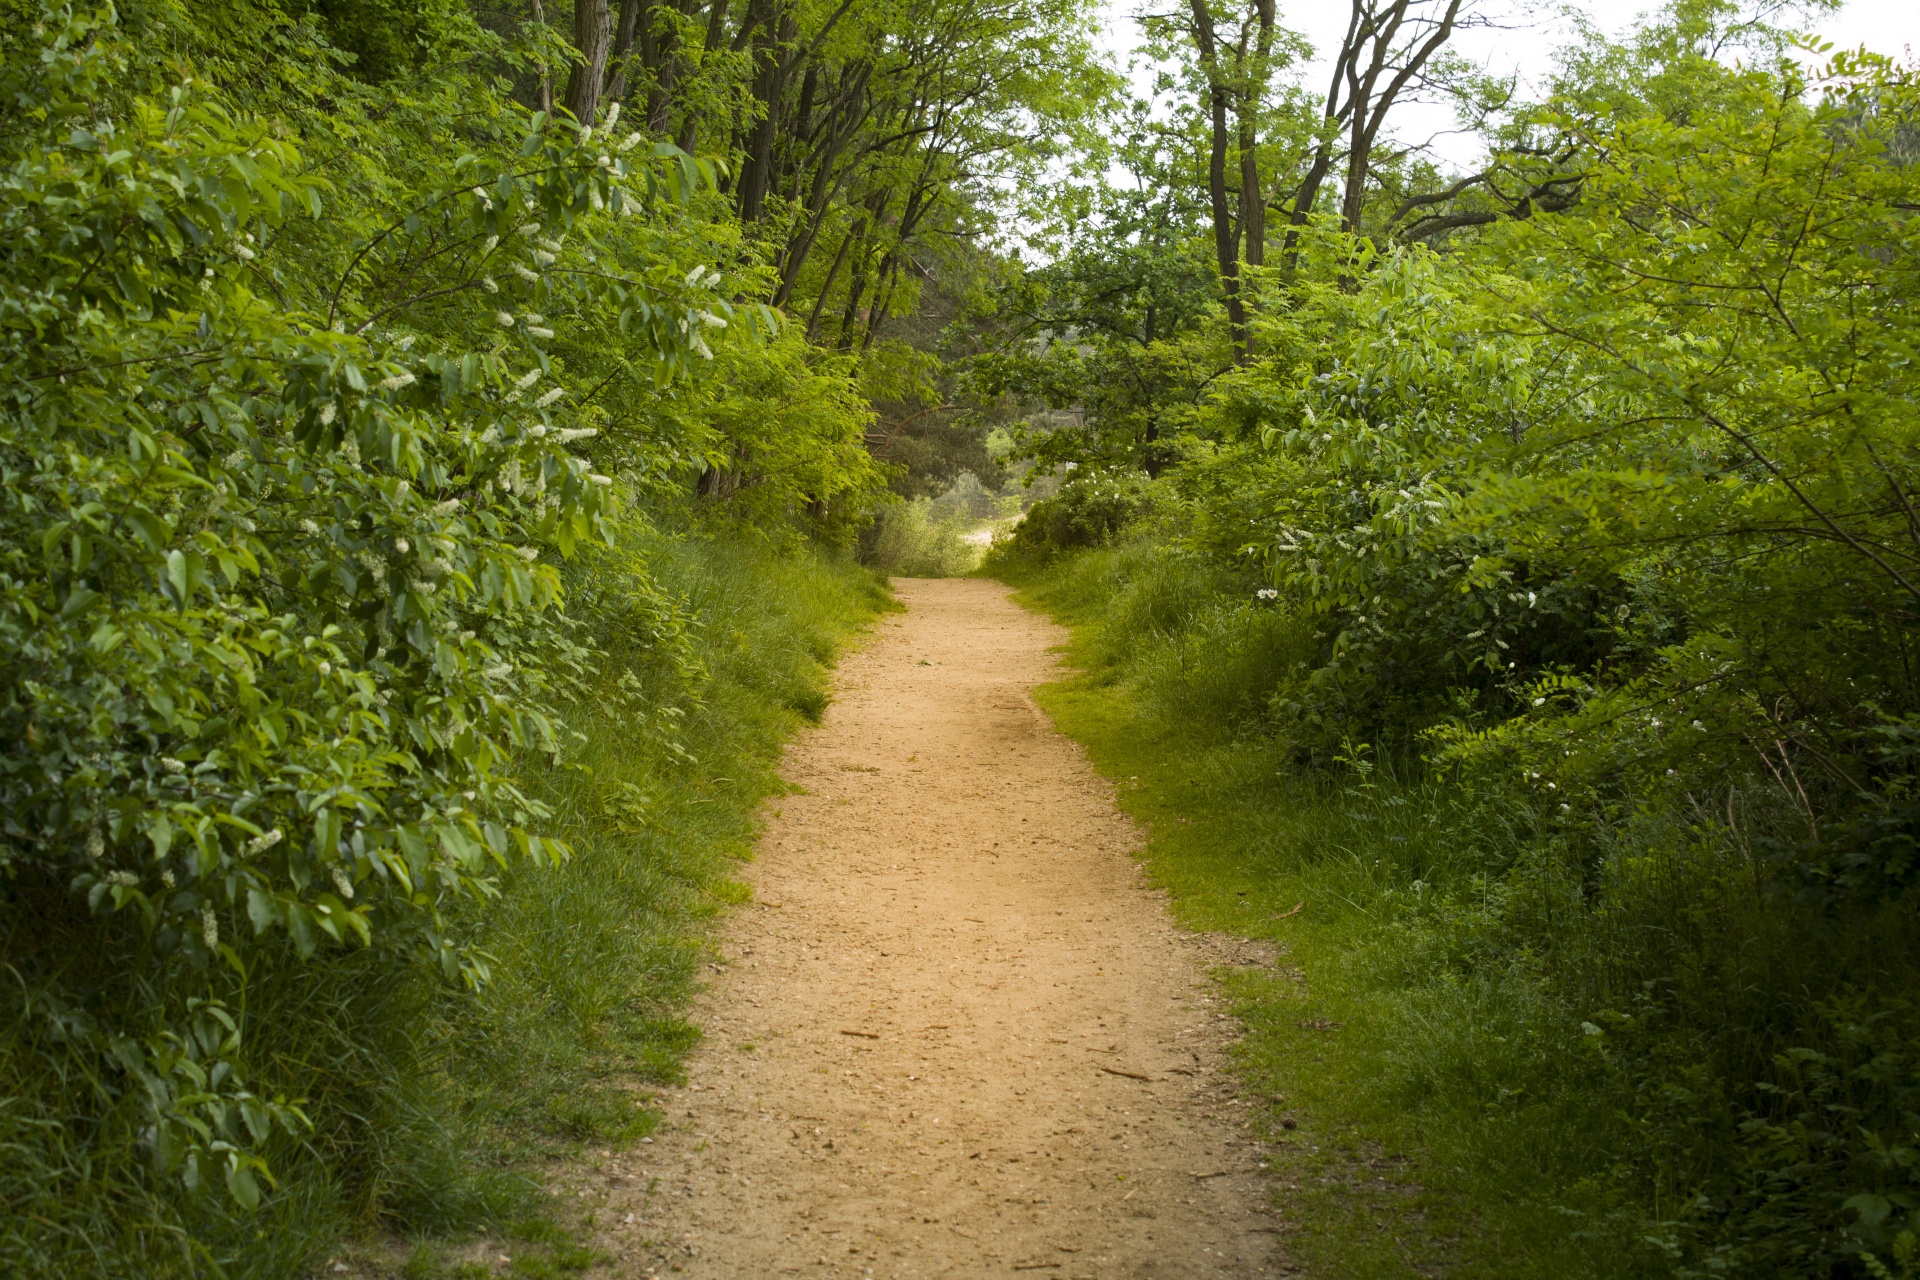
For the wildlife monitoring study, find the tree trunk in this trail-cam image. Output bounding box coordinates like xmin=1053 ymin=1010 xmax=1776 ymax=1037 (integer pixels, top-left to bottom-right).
xmin=1189 ymin=0 xmax=1248 ymax=360
xmin=564 ymin=0 xmax=614 ymax=126
xmin=530 ymin=0 xmax=555 ymax=115
xmin=603 ymin=0 xmax=644 ymax=107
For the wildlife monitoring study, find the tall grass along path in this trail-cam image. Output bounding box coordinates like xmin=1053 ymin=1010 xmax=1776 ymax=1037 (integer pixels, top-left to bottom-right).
xmin=565 ymin=579 xmax=1288 ymax=1276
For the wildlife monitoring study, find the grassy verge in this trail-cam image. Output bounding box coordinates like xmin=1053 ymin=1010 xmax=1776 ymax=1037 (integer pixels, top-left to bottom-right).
xmin=311 ymin=527 xmax=892 ymax=1278
xmin=995 ymin=543 xmax=1625 ymax=1280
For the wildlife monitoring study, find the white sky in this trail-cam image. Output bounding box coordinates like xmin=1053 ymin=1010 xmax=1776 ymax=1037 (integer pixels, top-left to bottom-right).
xmin=1095 ymin=0 xmax=1920 ymax=171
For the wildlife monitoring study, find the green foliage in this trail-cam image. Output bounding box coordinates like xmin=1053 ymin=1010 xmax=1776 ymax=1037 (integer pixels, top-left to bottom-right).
xmin=0 ymin=0 xmax=889 ymax=1273
xmin=994 ymin=7 xmax=1920 ymax=1275
xmin=990 ymin=469 xmax=1165 ymax=562
xmin=860 ymin=498 xmax=981 ymax=577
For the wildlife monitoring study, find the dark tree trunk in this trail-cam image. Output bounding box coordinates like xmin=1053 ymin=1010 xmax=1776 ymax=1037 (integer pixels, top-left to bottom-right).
xmin=1189 ymin=0 xmax=1248 ymax=360
xmin=564 ymin=0 xmax=614 ymax=125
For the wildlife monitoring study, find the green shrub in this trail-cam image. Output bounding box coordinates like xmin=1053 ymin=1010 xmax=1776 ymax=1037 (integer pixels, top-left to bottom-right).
xmin=860 ymin=499 xmax=982 ymax=577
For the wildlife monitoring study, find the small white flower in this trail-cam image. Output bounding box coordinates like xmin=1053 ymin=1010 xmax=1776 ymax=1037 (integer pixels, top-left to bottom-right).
xmin=538 ymin=237 xmax=563 ymax=254
xmin=513 ymin=263 xmax=540 ymax=282
xmin=690 ymin=333 xmax=712 ymax=360
xmin=484 ymin=663 xmax=514 ymax=680
xmin=589 ymin=473 xmax=613 ymax=487
xmin=200 ymin=906 xmax=218 ymax=949
xmin=597 ymin=154 xmax=612 ymax=168
xmin=497 ymin=311 xmax=515 ymax=327
xmin=603 ymin=102 xmax=622 ymax=128
xmin=317 ymin=401 xmax=337 ymax=426
xmin=553 ymin=427 xmax=598 ymax=443
xmin=514 ymin=369 xmax=543 ymax=391
xmin=433 ymin=499 xmax=463 ymax=515
xmin=699 ymin=310 xmax=727 ymax=329
xmin=1692 ymin=720 xmax=1705 ymax=731
xmin=482 ymin=276 xmax=498 ymax=293
xmin=535 ymin=387 xmax=565 ymax=408
xmin=331 ymin=866 xmax=355 ymax=900
xmin=160 ymin=757 xmax=186 ymax=774
xmin=395 ymin=334 xmax=416 ymax=351
xmin=161 ymin=869 xmax=176 ymax=888
xmin=234 ymin=245 xmax=255 ymax=260
xmin=108 ymin=871 xmax=139 ymax=887
xmin=300 ymin=518 xmax=321 ymax=535
xmin=85 ymin=829 xmax=104 ymax=859
xmin=685 ymin=265 xmax=708 ymax=287
xmin=618 ymin=131 xmax=642 ymax=152
xmin=394 ymin=537 xmax=410 ymax=554
xmin=1256 ymin=588 xmax=1278 ymax=600
xmin=317 ymin=660 xmax=331 ymax=676
xmin=1532 ymin=697 xmax=1546 ymax=706
xmin=527 ymin=326 xmax=555 ymax=340
xmin=483 ymin=234 xmax=500 ymax=252
xmin=516 ymin=546 xmax=540 ymax=561
xmin=379 ymin=372 xmax=415 ymax=391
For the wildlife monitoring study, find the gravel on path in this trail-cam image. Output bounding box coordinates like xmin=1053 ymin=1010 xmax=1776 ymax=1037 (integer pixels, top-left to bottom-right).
xmin=589 ymin=578 xmax=1291 ymax=1278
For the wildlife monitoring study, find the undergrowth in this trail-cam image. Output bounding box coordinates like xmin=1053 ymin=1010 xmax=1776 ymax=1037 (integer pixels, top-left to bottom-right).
xmin=0 ymin=527 xmax=888 ymax=1278
xmin=996 ymin=538 xmax=1920 ymax=1280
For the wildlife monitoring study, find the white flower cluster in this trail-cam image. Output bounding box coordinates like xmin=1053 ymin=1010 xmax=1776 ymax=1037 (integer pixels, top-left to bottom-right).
xmin=246 ymin=828 xmax=284 ymax=855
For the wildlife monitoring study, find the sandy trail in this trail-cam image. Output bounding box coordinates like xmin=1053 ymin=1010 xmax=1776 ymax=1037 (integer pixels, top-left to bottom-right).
xmin=592 ymin=578 xmax=1286 ymax=1278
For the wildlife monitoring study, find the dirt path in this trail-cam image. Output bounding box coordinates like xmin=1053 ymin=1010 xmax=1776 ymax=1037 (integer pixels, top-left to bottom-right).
xmin=590 ymin=579 xmax=1288 ymax=1278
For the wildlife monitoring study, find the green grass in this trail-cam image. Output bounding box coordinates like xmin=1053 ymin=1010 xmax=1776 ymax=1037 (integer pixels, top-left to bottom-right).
xmin=997 ymin=543 xmax=1628 ymax=1280
xmin=395 ymin=527 xmax=894 ymax=1244
xmin=0 ymin=523 xmax=891 ymax=1280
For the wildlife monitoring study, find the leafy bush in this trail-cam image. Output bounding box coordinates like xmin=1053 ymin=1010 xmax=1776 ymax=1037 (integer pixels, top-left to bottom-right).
xmin=860 ymin=499 xmax=982 ymax=577
xmin=0 ymin=3 xmax=887 ymax=1274
xmin=991 ymin=469 xmax=1163 ymax=562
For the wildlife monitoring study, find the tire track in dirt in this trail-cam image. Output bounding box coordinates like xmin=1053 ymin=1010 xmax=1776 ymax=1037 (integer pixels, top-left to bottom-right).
xmin=589 ymin=578 xmax=1289 ymax=1278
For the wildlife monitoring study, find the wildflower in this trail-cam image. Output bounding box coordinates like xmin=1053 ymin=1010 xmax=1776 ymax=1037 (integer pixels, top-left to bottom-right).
xmin=553 ymin=427 xmax=598 ymax=443
xmin=482 ymin=276 xmax=498 ymax=293
xmin=107 ymin=871 xmax=139 ymax=887
xmin=483 ymin=234 xmax=500 ymax=252
xmin=1256 ymin=587 xmax=1278 ymax=600
xmin=85 ymin=828 xmax=104 ymax=859
xmin=433 ymin=499 xmax=463 ymax=515
xmin=394 ymin=537 xmax=410 ymax=554
xmin=379 ymin=372 xmax=415 ymax=391
xmin=497 ymin=311 xmax=515 ymax=327
xmin=317 ymin=661 xmax=331 ymax=676
xmin=1532 ymin=697 xmax=1546 ymax=706
xmin=685 ymin=265 xmax=709 ymax=287
xmin=161 ymin=757 xmax=186 ymax=774
xmin=484 ymin=663 xmax=513 ymax=680
xmin=234 ymin=244 xmax=254 ymax=260
xmin=530 ymin=250 xmax=555 ymax=268
xmin=300 ymin=519 xmax=321 ymax=535
xmin=514 ymin=369 xmax=543 ymax=391
xmin=527 ymin=326 xmax=555 ymax=340
xmin=589 ymin=473 xmax=613 ymax=487
xmin=200 ymin=906 xmax=219 ymax=949
xmin=1692 ymin=720 xmax=1705 ymax=731
xmin=317 ymin=401 xmax=337 ymax=426
xmin=516 ymin=546 xmax=540 ymax=561
xmin=699 ymin=310 xmax=727 ymax=329
xmin=331 ymin=866 xmax=355 ymax=900
xmin=161 ymin=869 xmax=175 ymax=888
xmin=535 ymin=387 xmax=564 ymax=408
xmin=618 ymin=131 xmax=642 ymax=152
xmin=603 ymin=102 xmax=621 ymax=128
